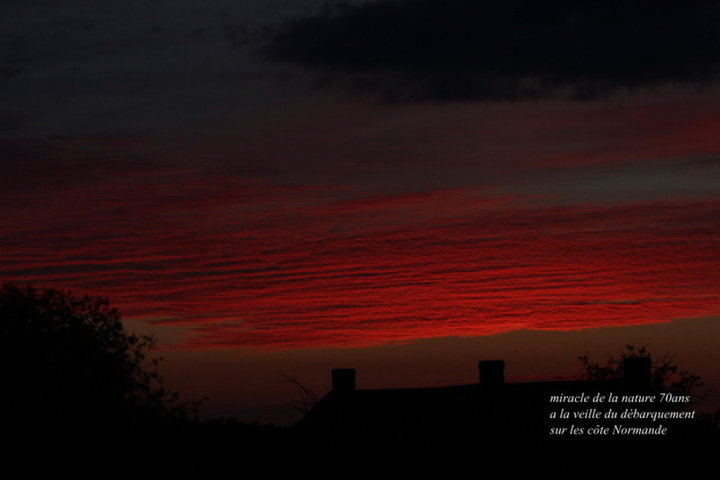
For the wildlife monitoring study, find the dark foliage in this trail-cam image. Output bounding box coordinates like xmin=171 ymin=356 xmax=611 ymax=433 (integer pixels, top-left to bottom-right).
xmin=0 ymin=282 xmax=188 ymax=425
xmin=578 ymin=344 xmax=707 ymax=401
xmin=0 ymin=282 xmax=285 ymax=479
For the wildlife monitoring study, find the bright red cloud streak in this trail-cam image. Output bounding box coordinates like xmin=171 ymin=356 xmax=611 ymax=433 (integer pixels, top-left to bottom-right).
xmin=2 ymin=164 xmax=718 ymax=350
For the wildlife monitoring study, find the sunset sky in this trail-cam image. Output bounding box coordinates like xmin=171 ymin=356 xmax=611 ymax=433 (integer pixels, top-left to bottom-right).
xmin=2 ymin=0 xmax=719 ymax=423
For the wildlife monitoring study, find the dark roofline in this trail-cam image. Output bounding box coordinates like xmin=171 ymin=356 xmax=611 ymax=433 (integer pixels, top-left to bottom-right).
xmin=326 ymin=356 xmax=651 ymax=394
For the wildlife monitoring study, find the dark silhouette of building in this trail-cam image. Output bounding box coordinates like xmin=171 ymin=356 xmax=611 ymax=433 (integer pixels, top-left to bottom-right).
xmin=287 ymin=356 xmax=717 ymax=477
xmin=297 ymin=357 xmax=652 ymax=438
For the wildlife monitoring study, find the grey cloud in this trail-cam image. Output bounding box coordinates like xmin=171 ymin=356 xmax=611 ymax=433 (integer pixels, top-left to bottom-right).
xmin=268 ymin=0 xmax=720 ymax=102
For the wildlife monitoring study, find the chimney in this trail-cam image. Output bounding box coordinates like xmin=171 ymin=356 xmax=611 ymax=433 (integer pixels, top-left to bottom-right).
xmin=478 ymin=360 xmax=505 ymax=386
xmin=331 ymin=368 xmax=356 ymax=393
xmin=623 ymin=356 xmax=651 ymax=388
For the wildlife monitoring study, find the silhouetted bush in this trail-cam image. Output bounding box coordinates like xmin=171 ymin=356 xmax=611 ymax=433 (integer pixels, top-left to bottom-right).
xmin=578 ymin=344 xmax=706 ymax=400
xmin=0 ymin=282 xmax=200 ymax=477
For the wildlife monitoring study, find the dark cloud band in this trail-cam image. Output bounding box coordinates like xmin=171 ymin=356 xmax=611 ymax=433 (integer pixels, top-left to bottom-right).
xmin=268 ymin=0 xmax=720 ymax=101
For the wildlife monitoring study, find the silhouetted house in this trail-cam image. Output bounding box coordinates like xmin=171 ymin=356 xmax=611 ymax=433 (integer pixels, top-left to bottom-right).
xmin=287 ymin=356 xmax=712 ymax=476
xmin=296 ymin=357 xmax=652 ymax=441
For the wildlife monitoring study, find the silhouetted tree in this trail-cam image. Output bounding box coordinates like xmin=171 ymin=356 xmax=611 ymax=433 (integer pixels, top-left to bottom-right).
xmin=0 ymin=282 xmax=190 ymax=420
xmin=578 ymin=344 xmax=706 ymax=401
xmin=0 ymin=282 xmax=195 ymax=476
xmin=280 ymin=372 xmax=320 ymax=422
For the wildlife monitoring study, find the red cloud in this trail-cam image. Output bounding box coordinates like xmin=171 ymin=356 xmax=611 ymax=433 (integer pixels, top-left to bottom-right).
xmin=3 ymin=173 xmax=718 ymax=349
